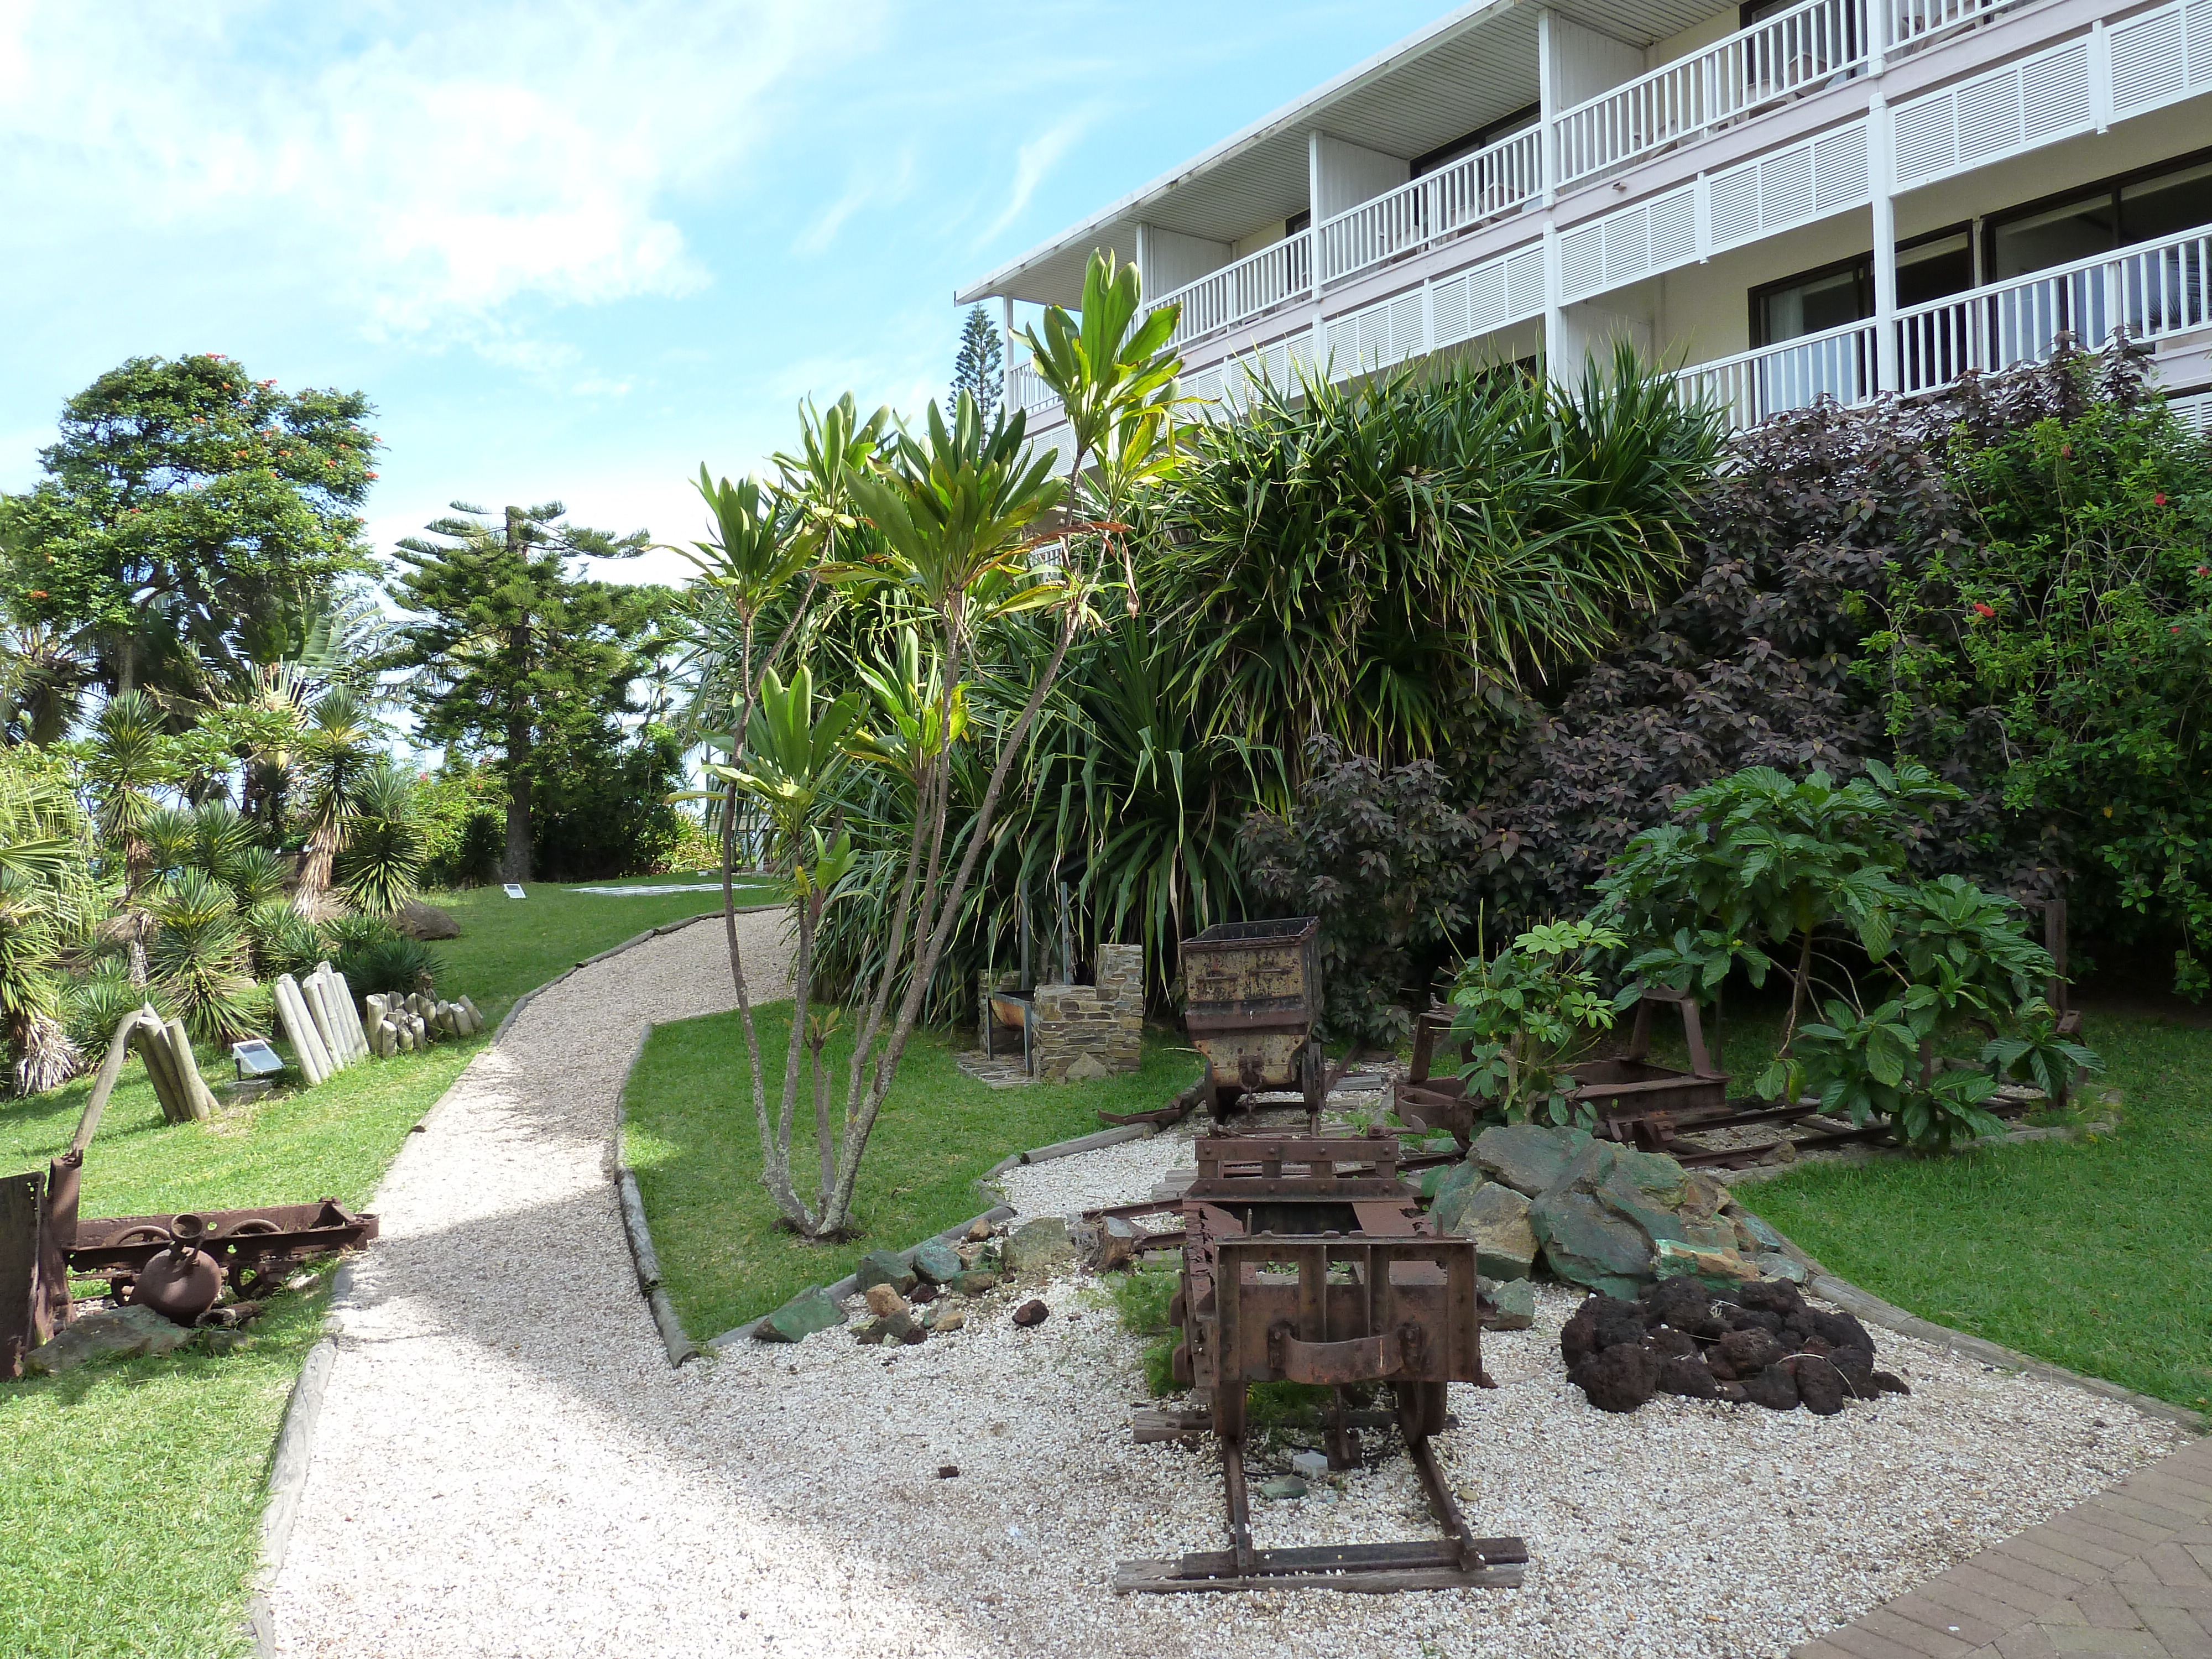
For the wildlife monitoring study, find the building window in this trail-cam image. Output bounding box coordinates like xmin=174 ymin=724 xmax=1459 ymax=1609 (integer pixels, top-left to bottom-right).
xmin=1411 ymin=105 xmax=1540 ymax=178
xmin=1750 ymin=227 xmax=1973 ymax=346
xmin=1986 ymin=150 xmax=2212 ymax=279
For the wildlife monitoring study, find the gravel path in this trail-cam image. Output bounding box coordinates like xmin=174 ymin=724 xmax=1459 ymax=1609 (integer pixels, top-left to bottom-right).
xmin=270 ymin=928 xmax=2187 ymax=1658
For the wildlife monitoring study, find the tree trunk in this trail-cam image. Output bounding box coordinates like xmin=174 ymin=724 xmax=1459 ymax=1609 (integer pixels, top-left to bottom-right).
xmin=499 ymin=507 xmax=535 ymax=884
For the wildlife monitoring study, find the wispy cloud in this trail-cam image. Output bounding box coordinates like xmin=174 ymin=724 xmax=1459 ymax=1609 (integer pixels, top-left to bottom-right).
xmin=0 ymin=1 xmax=875 ymax=354
xmin=795 ymin=149 xmax=917 ymax=257
xmin=974 ymin=106 xmax=1105 ymax=249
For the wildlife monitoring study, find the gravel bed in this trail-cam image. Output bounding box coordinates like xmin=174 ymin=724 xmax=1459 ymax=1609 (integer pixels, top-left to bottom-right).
xmin=269 ymin=918 xmax=2185 ymax=1659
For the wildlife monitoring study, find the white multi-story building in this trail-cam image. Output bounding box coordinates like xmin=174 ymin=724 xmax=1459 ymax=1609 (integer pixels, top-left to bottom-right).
xmin=958 ymin=0 xmax=2212 ymax=439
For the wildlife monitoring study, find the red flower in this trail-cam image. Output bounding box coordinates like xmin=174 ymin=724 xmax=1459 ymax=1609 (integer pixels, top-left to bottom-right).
xmin=2173 ymin=624 xmax=2185 ymax=633
xmin=1971 ymin=602 xmax=1996 ymax=618
xmin=27 ymin=589 xmax=46 ymax=599
xmin=2198 ymin=566 xmax=2210 ymax=576
xmin=2154 ymin=493 xmax=2168 ymax=506
xmin=366 ymin=471 xmax=378 ymax=480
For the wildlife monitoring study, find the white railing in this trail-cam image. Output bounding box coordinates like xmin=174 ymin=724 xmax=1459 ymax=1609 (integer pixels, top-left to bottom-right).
xmin=1879 ymin=0 xmax=2011 ymax=54
xmin=1555 ymin=0 xmax=1866 ymax=187
xmin=1677 ymin=221 xmax=2212 ymax=427
xmin=1896 ymin=225 xmax=2212 ymax=394
xmin=1313 ymin=127 xmax=1544 ymax=284
xmin=1007 ymin=361 xmax=1062 ymax=420
xmin=1678 ymin=317 xmax=1880 ymax=427
xmin=2174 ymin=389 xmax=2212 ymax=439
xmin=1158 ymin=230 xmax=1312 ymax=347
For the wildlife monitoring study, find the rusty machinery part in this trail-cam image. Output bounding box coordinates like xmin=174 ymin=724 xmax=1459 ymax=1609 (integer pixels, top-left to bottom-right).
xmin=127 ymin=1214 xmax=226 ymax=1326
xmin=1117 ymin=1128 xmax=1525 ymax=1595
xmin=65 ymin=1198 xmax=378 ymax=1317
xmin=1180 ymin=917 xmax=1325 ymax=1127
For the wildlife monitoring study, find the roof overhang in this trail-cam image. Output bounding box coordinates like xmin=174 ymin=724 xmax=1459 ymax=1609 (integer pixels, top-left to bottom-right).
xmin=956 ymin=0 xmax=1524 ymax=307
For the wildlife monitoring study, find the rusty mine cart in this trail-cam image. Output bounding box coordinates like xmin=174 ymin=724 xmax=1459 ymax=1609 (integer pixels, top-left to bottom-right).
xmin=1109 ymin=1133 xmax=1527 ymax=1595
xmin=1181 ymin=917 xmax=1331 ymax=1133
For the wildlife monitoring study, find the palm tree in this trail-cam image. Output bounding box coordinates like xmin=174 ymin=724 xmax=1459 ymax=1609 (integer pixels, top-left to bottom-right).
xmin=296 ymin=687 xmax=379 ymax=906
xmin=0 ymin=624 xmax=96 ymax=746
xmin=0 ymin=753 xmax=96 ymax=1091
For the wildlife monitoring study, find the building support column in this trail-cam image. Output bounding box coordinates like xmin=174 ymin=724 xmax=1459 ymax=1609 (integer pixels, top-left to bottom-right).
xmin=1000 ymin=295 xmax=1016 ymax=415
xmin=1869 ymin=92 xmax=1898 ymax=397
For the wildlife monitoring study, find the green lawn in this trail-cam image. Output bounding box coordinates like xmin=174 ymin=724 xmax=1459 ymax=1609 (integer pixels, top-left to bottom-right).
xmin=624 ymin=1004 xmax=1203 ymax=1337
xmin=1749 ymin=1010 xmax=2212 ymax=1413
xmin=1629 ymin=987 xmax=2212 ymax=1413
xmin=0 ymin=878 xmax=762 ymax=1659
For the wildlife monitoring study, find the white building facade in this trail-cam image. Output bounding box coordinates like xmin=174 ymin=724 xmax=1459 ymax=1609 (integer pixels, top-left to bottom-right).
xmin=957 ymin=0 xmax=2212 ymax=438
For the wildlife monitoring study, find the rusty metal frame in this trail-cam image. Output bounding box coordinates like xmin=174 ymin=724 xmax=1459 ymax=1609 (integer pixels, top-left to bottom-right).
xmin=1117 ymin=1130 xmax=1524 ymax=1595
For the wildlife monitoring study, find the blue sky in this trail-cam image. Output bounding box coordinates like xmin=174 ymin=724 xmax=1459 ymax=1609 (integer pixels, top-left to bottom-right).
xmin=0 ymin=0 xmax=1449 ymax=588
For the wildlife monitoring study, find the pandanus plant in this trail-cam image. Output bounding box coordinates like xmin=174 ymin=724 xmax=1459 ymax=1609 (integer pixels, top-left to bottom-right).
xmin=702 ymin=665 xmax=861 ymax=1214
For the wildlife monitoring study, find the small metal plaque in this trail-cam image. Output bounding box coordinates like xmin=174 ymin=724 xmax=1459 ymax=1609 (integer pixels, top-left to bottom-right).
xmin=231 ymin=1040 xmax=285 ymax=1078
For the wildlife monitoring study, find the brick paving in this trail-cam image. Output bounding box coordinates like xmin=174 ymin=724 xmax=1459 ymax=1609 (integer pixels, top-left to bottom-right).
xmin=1796 ymin=1436 xmax=2212 ymax=1659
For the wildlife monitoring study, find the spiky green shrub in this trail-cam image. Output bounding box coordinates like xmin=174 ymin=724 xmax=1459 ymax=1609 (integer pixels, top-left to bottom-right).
xmin=335 ymin=759 xmax=425 ymax=914
xmin=148 ymin=868 xmax=259 ymax=1044
xmin=324 ymin=912 xmax=399 ymax=950
xmin=335 ymin=935 xmax=437 ymax=999
xmin=244 ymin=899 xmax=326 ymax=979
xmin=225 ymin=846 xmax=291 ymax=908
xmin=62 ymin=960 xmax=145 ymax=1053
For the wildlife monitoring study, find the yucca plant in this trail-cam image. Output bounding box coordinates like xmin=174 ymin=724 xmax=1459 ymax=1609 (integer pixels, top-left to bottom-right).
xmin=0 ymin=747 xmax=98 ymax=1091
xmin=147 ymin=868 xmax=259 ymax=1045
xmin=335 ymin=759 xmax=425 ymax=914
xmin=244 ymin=898 xmax=327 ymax=979
xmin=225 ymin=845 xmax=291 ymax=908
xmin=83 ymin=690 xmax=175 ymax=893
xmin=334 ymin=934 xmax=437 ymax=999
xmin=298 ymin=686 xmax=380 ymax=902
xmin=61 ymin=959 xmax=145 ymax=1055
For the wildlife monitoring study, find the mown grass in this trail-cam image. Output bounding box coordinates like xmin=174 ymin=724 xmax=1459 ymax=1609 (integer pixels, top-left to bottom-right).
xmin=1630 ymin=985 xmax=2212 ymax=1412
xmin=623 ymin=1004 xmax=1203 ymax=1337
xmin=0 ymin=878 xmax=761 ymax=1659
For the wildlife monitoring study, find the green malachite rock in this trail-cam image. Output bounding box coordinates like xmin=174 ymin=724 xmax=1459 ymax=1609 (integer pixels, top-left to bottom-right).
xmin=1653 ymin=1238 xmax=1760 ymax=1291
xmin=755 ymin=1286 xmax=846 ymax=1343
xmin=1003 ymin=1217 xmax=1075 ymax=1274
xmin=910 ymin=1240 xmax=963 ymax=1285
xmin=1483 ymin=1277 xmax=1537 ymax=1330
xmin=1530 ymin=1190 xmax=1651 ymax=1299
xmin=1470 ymin=1123 xmax=1592 ymax=1196
xmin=1610 ymin=1146 xmax=1689 ymax=1208
xmin=1443 ymin=1181 xmax=1537 ymax=1280
xmin=853 ymin=1249 xmax=917 ymax=1295
xmin=1596 ymin=1171 xmax=1687 ymax=1250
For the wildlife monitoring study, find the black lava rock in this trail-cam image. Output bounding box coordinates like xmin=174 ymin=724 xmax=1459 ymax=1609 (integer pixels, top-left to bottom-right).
xmin=1792 ymin=1354 xmax=1846 ymax=1415
xmin=1727 ymin=1307 xmax=1785 ymax=1337
xmin=1717 ymin=1327 xmax=1786 ymax=1374
xmin=1642 ymin=1277 xmax=1714 ymax=1334
xmin=1809 ymin=1309 xmax=1876 ymax=1353
xmin=1654 ymin=1352 xmax=1723 ymax=1399
xmin=1829 ymin=1344 xmax=1876 ymax=1395
xmin=1571 ymin=1342 xmax=1657 ymax=1413
xmin=1645 ymin=1326 xmax=1700 ymax=1362
xmin=1870 ymin=1370 xmax=1912 ymax=1395
xmin=1561 ymin=1295 xmax=1645 ymax=1369
xmin=1741 ymin=1364 xmax=1801 ymax=1411
xmin=1735 ymin=1280 xmax=1808 ymax=1319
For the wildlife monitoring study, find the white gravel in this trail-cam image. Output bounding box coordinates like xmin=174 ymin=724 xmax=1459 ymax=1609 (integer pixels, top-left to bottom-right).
xmin=270 ymin=919 xmax=2187 ymax=1659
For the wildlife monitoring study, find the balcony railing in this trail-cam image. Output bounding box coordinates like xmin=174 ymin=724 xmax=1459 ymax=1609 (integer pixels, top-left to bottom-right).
xmin=1678 ymin=317 xmax=1879 ymax=427
xmin=1896 ymin=226 xmax=2211 ymax=393
xmin=1164 ymin=231 xmax=1312 ymax=348
xmin=1678 ymin=220 xmax=2212 ymax=425
xmin=1880 ymin=0 xmax=2008 ymax=53
xmin=1008 ymin=362 xmax=1061 ymax=421
xmin=1313 ymin=127 xmax=1545 ymax=284
xmin=1554 ymin=0 xmax=1866 ymax=188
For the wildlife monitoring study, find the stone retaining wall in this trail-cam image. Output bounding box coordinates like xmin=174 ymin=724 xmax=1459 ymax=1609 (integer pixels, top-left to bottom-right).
xmin=1030 ymin=944 xmax=1142 ymax=1083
